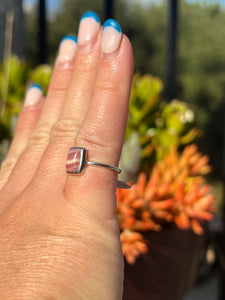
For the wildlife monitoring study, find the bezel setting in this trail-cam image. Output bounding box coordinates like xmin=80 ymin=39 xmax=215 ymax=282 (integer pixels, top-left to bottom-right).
xmin=66 ymin=147 xmax=87 ymax=174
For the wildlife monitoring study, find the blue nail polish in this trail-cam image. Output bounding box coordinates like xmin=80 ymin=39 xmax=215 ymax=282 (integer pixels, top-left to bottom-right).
xmin=61 ymin=35 xmax=78 ymax=44
xmin=103 ymin=19 xmax=121 ymax=33
xmin=28 ymin=84 xmax=43 ymax=91
xmin=80 ymin=11 xmax=100 ymax=23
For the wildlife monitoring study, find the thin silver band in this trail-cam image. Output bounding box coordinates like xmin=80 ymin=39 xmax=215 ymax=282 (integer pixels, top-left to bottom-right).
xmin=87 ymin=161 xmax=121 ymax=174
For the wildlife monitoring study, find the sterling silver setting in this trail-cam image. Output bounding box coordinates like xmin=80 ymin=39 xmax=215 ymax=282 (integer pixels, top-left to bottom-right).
xmin=66 ymin=147 xmax=130 ymax=189
xmin=66 ymin=147 xmax=121 ymax=174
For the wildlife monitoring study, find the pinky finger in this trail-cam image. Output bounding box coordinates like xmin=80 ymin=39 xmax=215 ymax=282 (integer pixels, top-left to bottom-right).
xmin=0 ymin=85 xmax=44 ymax=188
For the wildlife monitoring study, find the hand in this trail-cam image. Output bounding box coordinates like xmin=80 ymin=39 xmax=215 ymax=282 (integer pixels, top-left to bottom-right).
xmin=0 ymin=12 xmax=133 ymax=299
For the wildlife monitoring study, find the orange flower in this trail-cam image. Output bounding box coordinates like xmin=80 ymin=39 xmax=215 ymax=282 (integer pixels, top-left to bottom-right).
xmin=120 ymin=230 xmax=148 ymax=265
xmin=173 ymin=182 xmax=215 ymax=234
xmin=117 ymin=144 xmax=215 ymax=263
xmin=117 ymin=173 xmax=173 ymax=232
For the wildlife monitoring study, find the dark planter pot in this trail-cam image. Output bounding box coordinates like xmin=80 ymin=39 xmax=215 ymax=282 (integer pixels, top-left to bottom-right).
xmin=123 ymin=225 xmax=203 ymax=300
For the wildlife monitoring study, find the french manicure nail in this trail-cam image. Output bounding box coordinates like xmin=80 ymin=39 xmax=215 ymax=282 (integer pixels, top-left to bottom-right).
xmin=102 ymin=19 xmax=122 ymax=54
xmin=78 ymin=11 xmax=100 ymax=46
xmin=56 ymin=35 xmax=77 ymax=64
xmin=24 ymin=84 xmax=43 ymax=107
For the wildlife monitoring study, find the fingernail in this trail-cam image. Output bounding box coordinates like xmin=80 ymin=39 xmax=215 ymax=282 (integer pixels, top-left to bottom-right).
xmin=56 ymin=35 xmax=77 ymax=65
xmin=24 ymin=84 xmax=43 ymax=107
xmin=102 ymin=19 xmax=122 ymax=54
xmin=78 ymin=11 xmax=100 ymax=47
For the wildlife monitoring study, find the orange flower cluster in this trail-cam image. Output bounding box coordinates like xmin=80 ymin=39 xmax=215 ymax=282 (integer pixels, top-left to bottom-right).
xmin=120 ymin=230 xmax=148 ymax=265
xmin=117 ymin=144 xmax=215 ymax=264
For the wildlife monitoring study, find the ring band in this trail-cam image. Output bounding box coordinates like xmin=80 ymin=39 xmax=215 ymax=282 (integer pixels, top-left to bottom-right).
xmin=86 ymin=161 xmax=121 ymax=173
xmin=66 ymin=147 xmax=130 ymax=189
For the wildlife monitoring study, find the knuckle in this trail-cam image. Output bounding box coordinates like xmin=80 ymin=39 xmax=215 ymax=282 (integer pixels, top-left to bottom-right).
xmin=95 ymin=71 xmax=123 ymax=96
xmin=27 ymin=123 xmax=50 ymax=148
xmin=78 ymin=55 xmax=97 ymax=74
xmin=49 ymin=118 xmax=80 ymax=142
xmin=0 ymin=156 xmax=16 ymax=172
xmin=48 ymin=85 xmax=70 ymax=97
xmin=49 ymin=68 xmax=73 ymax=91
xmin=76 ymin=126 xmax=113 ymax=152
xmin=95 ymin=79 xmax=120 ymax=95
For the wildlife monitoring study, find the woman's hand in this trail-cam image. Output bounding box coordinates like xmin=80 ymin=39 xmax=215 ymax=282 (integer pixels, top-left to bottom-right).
xmin=0 ymin=12 xmax=133 ymax=299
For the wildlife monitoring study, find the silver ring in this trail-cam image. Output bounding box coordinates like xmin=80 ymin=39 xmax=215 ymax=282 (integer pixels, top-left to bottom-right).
xmin=66 ymin=147 xmax=130 ymax=189
xmin=66 ymin=147 xmax=121 ymax=174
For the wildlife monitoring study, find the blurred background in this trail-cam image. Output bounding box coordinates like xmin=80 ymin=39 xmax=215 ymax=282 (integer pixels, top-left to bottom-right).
xmin=0 ymin=0 xmax=225 ymax=299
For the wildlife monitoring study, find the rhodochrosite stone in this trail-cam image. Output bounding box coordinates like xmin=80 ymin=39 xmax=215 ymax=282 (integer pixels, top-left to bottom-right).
xmin=66 ymin=147 xmax=86 ymax=174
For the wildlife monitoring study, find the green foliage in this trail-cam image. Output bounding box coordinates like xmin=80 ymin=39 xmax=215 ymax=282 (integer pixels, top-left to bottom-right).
xmin=0 ymin=56 xmax=28 ymax=139
xmin=0 ymin=56 xmax=52 ymax=140
xmin=127 ymin=73 xmax=163 ymax=139
xmin=120 ymin=74 xmax=198 ymax=180
xmin=152 ymin=100 xmax=198 ymax=160
xmin=29 ymin=65 xmax=52 ymax=95
xmin=177 ymin=2 xmax=225 ymax=175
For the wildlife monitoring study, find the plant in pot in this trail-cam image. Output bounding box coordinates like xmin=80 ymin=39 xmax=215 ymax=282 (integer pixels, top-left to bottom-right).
xmin=117 ymin=74 xmax=215 ymax=300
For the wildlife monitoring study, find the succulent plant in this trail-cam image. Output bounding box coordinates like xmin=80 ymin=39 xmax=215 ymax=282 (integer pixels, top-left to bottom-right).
xmin=0 ymin=55 xmax=52 ymax=140
xmin=29 ymin=64 xmax=52 ymax=95
xmin=0 ymin=56 xmax=29 ymax=137
xmin=120 ymin=230 xmax=148 ymax=265
xmin=117 ymin=144 xmax=215 ymax=264
xmin=120 ymin=74 xmax=199 ymax=181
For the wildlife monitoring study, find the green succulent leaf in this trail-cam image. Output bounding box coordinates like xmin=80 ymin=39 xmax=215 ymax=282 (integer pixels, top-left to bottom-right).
xmin=30 ymin=65 xmax=52 ymax=95
xmin=165 ymin=113 xmax=184 ymax=134
xmin=119 ymin=132 xmax=141 ymax=181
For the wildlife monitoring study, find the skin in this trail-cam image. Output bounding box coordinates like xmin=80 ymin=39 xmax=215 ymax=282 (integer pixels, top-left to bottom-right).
xmin=0 ymin=22 xmax=133 ymax=300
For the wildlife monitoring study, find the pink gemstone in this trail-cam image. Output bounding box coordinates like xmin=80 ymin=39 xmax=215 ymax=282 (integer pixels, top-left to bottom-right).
xmin=66 ymin=147 xmax=86 ymax=174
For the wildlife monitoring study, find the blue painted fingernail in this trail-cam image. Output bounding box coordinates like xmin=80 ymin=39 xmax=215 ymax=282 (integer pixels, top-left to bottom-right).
xmin=103 ymin=19 xmax=121 ymax=33
xmin=28 ymin=84 xmax=42 ymax=91
xmin=80 ymin=11 xmax=100 ymax=23
xmin=24 ymin=84 xmax=43 ymax=107
xmin=61 ymin=35 xmax=78 ymax=44
xmin=78 ymin=11 xmax=100 ymax=46
xmin=57 ymin=35 xmax=77 ymax=64
xmin=102 ymin=19 xmax=122 ymax=54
